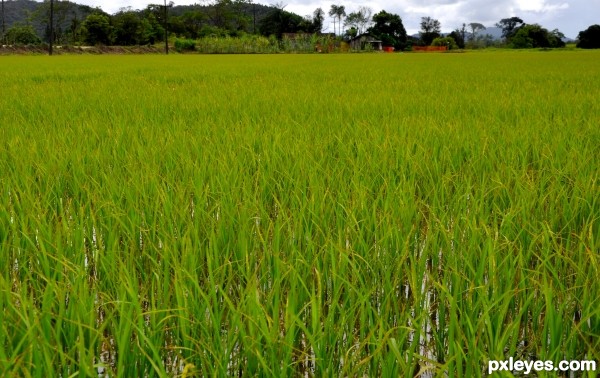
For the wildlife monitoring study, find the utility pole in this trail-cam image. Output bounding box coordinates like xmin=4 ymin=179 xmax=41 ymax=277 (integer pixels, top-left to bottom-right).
xmin=49 ymin=0 xmax=54 ymax=55
xmin=164 ymin=0 xmax=169 ymax=54
xmin=1 ymin=0 xmax=5 ymax=44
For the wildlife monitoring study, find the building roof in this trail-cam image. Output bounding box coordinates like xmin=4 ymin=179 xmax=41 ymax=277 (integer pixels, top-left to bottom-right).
xmin=350 ymin=34 xmax=382 ymax=43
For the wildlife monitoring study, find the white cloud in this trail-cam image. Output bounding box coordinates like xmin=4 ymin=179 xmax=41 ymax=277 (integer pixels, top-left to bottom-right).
xmin=516 ymin=0 xmax=569 ymax=12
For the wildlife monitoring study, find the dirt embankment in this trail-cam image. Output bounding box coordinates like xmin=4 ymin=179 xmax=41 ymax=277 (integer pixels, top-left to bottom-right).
xmin=0 ymin=45 xmax=167 ymax=55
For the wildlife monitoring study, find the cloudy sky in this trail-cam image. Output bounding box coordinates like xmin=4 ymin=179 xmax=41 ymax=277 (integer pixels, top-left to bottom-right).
xmin=81 ymin=0 xmax=598 ymax=39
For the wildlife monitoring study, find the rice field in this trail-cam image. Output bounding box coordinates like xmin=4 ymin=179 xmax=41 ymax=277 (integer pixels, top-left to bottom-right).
xmin=0 ymin=51 xmax=599 ymax=377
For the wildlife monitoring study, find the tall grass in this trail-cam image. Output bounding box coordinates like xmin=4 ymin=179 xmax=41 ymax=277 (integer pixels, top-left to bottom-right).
xmin=0 ymin=51 xmax=599 ymax=376
xmin=174 ymin=34 xmax=337 ymax=54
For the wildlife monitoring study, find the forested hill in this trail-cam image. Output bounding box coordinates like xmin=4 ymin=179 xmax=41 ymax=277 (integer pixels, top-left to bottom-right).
xmin=2 ymin=0 xmax=97 ymax=39
xmin=1 ymin=0 xmax=278 ymax=44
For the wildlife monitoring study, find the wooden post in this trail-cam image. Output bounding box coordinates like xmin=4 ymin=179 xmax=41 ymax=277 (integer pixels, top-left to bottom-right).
xmin=49 ymin=0 xmax=54 ymax=55
xmin=1 ymin=0 xmax=5 ymax=43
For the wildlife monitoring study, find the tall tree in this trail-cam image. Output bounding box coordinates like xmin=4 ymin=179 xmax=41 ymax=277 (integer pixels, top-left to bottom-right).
xmin=448 ymin=29 xmax=464 ymax=48
xmin=195 ymin=0 xmax=249 ymax=33
xmin=496 ymin=16 xmax=523 ymax=41
xmin=459 ymin=23 xmax=467 ymax=44
xmin=367 ymin=10 xmax=406 ymax=50
xmin=576 ymin=24 xmax=600 ymax=49
xmin=81 ymin=12 xmax=112 ymax=45
xmin=329 ymin=5 xmax=339 ymax=35
xmin=511 ymin=24 xmax=565 ymax=48
xmin=344 ymin=12 xmax=360 ymax=35
xmin=312 ymin=7 xmax=324 ymax=33
xmin=468 ymin=22 xmax=485 ymax=40
xmin=357 ymin=6 xmax=371 ymax=35
xmin=335 ymin=5 xmax=345 ymax=36
xmin=419 ymin=16 xmax=440 ymax=45
xmin=345 ymin=6 xmax=371 ymax=35
xmin=178 ymin=10 xmax=204 ymax=39
xmin=258 ymin=7 xmax=303 ymax=38
xmin=112 ymin=10 xmax=143 ymax=45
xmin=550 ymin=29 xmax=565 ymax=46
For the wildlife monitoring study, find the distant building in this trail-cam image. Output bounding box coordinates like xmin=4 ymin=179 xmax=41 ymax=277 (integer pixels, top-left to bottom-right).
xmin=350 ymin=34 xmax=382 ymax=51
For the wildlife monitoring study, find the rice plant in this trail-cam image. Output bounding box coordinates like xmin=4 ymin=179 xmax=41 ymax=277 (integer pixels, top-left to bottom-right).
xmin=0 ymin=51 xmax=598 ymax=376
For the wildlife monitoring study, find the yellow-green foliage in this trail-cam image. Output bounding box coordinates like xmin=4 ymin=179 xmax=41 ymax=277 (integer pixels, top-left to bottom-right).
xmin=0 ymin=51 xmax=599 ymax=376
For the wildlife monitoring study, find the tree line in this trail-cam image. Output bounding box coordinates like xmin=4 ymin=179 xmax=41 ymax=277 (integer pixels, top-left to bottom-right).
xmin=1 ymin=0 xmax=599 ymax=51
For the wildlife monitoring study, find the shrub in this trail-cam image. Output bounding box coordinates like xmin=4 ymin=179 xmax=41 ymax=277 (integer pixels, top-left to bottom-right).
xmin=431 ymin=36 xmax=458 ymax=50
xmin=5 ymin=25 xmax=41 ymax=45
xmin=174 ymin=38 xmax=196 ymax=52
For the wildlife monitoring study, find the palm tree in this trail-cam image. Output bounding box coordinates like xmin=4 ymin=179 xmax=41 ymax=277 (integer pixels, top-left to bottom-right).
xmin=328 ymin=5 xmax=339 ymax=36
xmin=49 ymin=0 xmax=54 ymax=55
xmin=335 ymin=5 xmax=345 ymax=36
xmin=328 ymin=5 xmax=345 ymax=36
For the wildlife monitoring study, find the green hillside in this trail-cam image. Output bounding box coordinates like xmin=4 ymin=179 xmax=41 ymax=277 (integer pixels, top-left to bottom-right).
xmin=1 ymin=0 xmax=279 ymax=45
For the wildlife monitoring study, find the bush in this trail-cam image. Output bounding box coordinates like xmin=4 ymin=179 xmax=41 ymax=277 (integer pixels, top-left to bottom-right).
xmin=174 ymin=38 xmax=196 ymax=52
xmin=431 ymin=36 xmax=458 ymax=50
xmin=5 ymin=25 xmax=41 ymax=45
